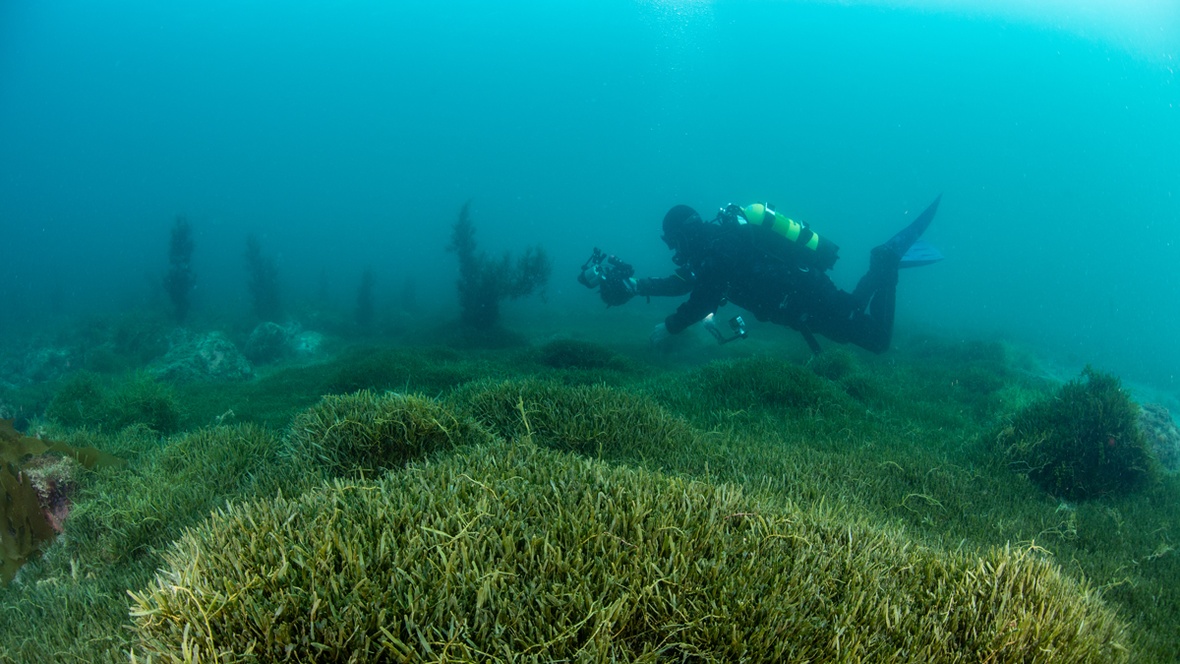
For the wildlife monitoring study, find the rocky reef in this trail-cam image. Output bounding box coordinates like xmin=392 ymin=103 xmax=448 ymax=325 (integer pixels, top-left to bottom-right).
xmin=1140 ymin=402 xmax=1180 ymax=473
xmin=150 ymin=330 xmax=253 ymax=383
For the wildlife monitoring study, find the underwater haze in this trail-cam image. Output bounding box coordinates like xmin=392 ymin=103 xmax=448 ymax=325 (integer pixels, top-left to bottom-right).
xmin=2 ymin=0 xmax=1178 ymax=393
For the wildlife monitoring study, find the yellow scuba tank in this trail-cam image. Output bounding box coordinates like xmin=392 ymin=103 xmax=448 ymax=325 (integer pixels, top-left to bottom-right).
xmin=738 ymin=203 xmax=839 ymax=270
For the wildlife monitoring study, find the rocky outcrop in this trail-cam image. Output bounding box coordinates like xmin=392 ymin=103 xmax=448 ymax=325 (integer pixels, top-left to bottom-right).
xmin=151 ymin=331 xmax=253 ymax=383
xmin=1140 ymin=403 xmax=1180 ymax=473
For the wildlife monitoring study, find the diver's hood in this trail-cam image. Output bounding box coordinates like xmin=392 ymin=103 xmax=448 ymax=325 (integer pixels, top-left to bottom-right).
xmin=669 ymin=222 xmax=709 ymax=267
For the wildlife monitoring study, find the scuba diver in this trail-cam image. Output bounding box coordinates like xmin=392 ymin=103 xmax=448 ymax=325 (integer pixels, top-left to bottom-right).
xmin=578 ymin=197 xmax=942 ymax=354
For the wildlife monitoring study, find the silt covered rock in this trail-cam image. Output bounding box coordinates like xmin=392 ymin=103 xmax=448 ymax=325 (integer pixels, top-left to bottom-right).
xmin=151 ymin=331 xmax=253 ymax=383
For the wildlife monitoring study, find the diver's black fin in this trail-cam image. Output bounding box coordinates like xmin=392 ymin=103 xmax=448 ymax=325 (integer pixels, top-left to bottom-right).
xmin=900 ymin=239 xmax=943 ymax=268
xmin=881 ymin=194 xmax=941 ymax=260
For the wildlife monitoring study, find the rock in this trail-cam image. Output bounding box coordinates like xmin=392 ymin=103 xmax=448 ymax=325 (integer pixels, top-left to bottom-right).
xmin=0 ymin=346 xmax=80 ymax=387
xmin=291 ymin=330 xmax=324 ymax=358
xmin=244 ymin=323 xmax=325 ymax=364
xmin=22 ymin=455 xmax=81 ymax=534
xmin=1140 ymin=403 xmax=1180 ymax=473
xmin=244 ymin=322 xmax=292 ymax=364
xmin=1 ymin=420 xmax=123 ymax=582
xmin=25 ymin=347 xmax=79 ymax=383
xmin=151 ymin=331 xmax=253 ymax=383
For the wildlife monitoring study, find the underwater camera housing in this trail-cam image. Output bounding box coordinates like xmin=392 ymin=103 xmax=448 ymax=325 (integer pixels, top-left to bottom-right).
xmin=703 ymin=312 xmax=748 ymax=344
xmin=578 ymin=248 xmax=636 ymax=306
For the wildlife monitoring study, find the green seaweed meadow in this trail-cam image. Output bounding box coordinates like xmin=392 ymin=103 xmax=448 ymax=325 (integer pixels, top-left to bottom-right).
xmin=2 ymin=314 xmax=1178 ymax=662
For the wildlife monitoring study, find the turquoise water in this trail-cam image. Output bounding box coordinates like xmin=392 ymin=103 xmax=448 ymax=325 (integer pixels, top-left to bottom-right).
xmin=1 ymin=0 xmax=1177 ymax=388
xmin=3 ymin=6 xmax=1180 ymax=656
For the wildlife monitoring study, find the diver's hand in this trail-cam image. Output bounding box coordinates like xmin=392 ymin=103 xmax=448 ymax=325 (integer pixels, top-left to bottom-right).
xmin=649 ymin=322 xmax=670 ymax=346
xmin=601 ymin=277 xmax=638 ymax=307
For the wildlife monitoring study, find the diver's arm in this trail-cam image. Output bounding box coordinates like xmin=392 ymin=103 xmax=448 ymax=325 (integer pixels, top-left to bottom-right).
xmin=635 ymin=268 xmax=695 ymax=297
xmin=637 ymin=276 xmax=692 ymax=297
xmin=664 ymin=281 xmax=725 ymax=334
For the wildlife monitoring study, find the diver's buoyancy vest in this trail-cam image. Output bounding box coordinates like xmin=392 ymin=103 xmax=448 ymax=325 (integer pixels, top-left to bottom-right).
xmin=738 ymin=203 xmax=839 ymax=271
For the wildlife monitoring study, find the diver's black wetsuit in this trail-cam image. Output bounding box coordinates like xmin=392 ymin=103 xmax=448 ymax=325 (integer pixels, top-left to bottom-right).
xmin=637 ymin=221 xmax=898 ymax=353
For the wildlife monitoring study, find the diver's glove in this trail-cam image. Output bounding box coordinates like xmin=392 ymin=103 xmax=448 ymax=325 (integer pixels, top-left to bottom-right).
xmin=600 ymin=277 xmax=639 ymax=307
xmin=649 ymin=322 xmax=670 ymax=346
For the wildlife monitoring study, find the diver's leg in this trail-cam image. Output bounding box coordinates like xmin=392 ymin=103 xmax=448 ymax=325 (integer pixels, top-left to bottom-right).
xmin=812 ymin=198 xmax=941 ymax=352
xmin=840 ymin=248 xmax=899 ymax=352
xmin=852 ymin=245 xmax=900 ymax=308
xmin=862 ymin=256 xmax=897 ymax=351
xmin=790 ymin=271 xmax=895 ymax=353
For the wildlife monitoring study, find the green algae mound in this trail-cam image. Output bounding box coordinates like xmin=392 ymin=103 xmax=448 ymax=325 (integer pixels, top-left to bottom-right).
xmin=452 ymin=378 xmax=695 ymax=458
xmin=46 ymin=371 xmax=183 ymax=434
xmin=535 ymin=338 xmax=627 ymax=371
xmin=287 ymin=389 xmax=495 ymax=478
xmin=65 ymin=423 xmax=289 ymax=570
xmin=129 ymin=441 xmax=1127 ymax=663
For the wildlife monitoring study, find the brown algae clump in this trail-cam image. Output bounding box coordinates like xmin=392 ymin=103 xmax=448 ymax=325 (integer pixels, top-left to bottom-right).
xmin=998 ymin=366 xmax=1159 ymax=500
